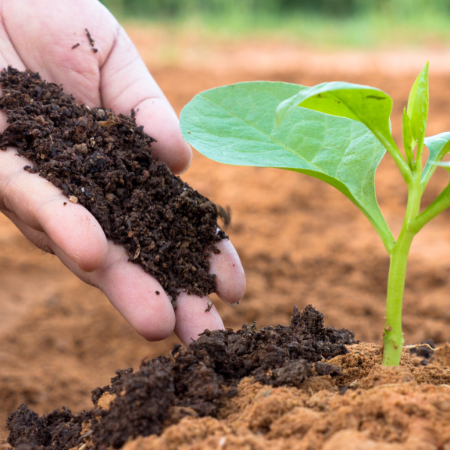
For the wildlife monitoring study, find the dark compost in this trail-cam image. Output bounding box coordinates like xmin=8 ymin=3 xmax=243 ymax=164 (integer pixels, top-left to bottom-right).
xmin=0 ymin=67 xmax=225 ymax=302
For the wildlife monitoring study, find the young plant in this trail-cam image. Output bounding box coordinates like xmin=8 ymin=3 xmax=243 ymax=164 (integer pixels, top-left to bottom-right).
xmin=180 ymin=63 xmax=450 ymax=366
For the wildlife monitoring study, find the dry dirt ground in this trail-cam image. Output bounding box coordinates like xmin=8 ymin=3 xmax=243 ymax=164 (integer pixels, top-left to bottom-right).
xmin=2 ymin=28 xmax=450 ymax=444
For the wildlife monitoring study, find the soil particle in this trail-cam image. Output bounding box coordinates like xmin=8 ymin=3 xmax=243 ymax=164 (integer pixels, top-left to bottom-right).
xmin=315 ymin=361 xmax=342 ymax=377
xmin=217 ymin=204 xmax=231 ymax=229
xmin=0 ymin=67 xmax=225 ymax=300
xmin=7 ymin=305 xmax=354 ymax=449
xmin=85 ymin=29 xmax=94 ymax=47
xmin=410 ymin=339 xmax=436 ymax=366
xmin=7 ymin=404 xmax=90 ymax=450
xmin=85 ymin=29 xmax=98 ymax=53
xmin=71 ymin=43 xmax=80 ymax=50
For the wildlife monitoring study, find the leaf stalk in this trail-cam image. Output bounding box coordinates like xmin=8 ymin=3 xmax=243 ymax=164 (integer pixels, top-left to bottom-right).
xmin=410 ymin=182 xmax=450 ymax=234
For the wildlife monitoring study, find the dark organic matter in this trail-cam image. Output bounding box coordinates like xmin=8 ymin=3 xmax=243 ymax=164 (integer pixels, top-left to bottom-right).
xmin=7 ymin=305 xmax=355 ymax=450
xmin=85 ymin=28 xmax=98 ymax=53
xmin=409 ymin=339 xmax=436 ymax=366
xmin=7 ymin=404 xmax=90 ymax=450
xmin=0 ymin=67 xmax=225 ymax=301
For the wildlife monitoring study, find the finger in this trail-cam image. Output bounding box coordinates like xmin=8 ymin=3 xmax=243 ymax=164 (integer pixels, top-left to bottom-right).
xmin=99 ymin=25 xmax=192 ymax=174
xmin=174 ymin=293 xmax=224 ymax=344
xmin=52 ymin=240 xmax=176 ymax=341
xmin=0 ymin=147 xmax=108 ymax=272
xmin=209 ymin=238 xmax=246 ymax=305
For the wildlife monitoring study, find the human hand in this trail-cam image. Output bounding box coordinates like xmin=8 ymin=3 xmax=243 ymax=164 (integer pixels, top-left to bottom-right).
xmin=0 ymin=0 xmax=246 ymax=343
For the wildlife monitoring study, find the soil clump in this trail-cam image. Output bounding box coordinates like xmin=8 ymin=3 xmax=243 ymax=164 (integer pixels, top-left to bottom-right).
xmin=0 ymin=67 xmax=224 ymax=302
xmin=6 ymin=305 xmax=355 ymax=449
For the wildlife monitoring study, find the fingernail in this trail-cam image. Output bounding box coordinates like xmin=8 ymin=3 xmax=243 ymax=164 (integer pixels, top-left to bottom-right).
xmin=222 ymin=299 xmax=239 ymax=306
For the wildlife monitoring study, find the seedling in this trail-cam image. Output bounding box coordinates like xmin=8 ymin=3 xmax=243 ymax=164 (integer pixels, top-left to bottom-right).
xmin=180 ymin=63 xmax=450 ymax=366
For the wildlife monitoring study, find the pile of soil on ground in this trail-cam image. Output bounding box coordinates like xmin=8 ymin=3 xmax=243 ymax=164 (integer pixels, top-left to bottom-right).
xmin=9 ymin=332 xmax=450 ymax=450
xmin=123 ymin=351 xmax=450 ymax=450
xmin=6 ymin=305 xmax=355 ymax=450
xmin=0 ymin=67 xmax=225 ymax=302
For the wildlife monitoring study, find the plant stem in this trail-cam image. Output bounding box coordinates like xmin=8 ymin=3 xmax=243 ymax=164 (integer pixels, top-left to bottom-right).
xmin=382 ymin=172 xmax=421 ymax=365
xmin=410 ymin=182 xmax=450 ymax=233
xmin=382 ymin=229 xmax=413 ymax=365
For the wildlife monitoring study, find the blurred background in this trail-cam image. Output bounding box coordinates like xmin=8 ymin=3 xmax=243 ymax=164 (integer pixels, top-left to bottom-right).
xmin=100 ymin=0 xmax=450 ymax=48
xmin=3 ymin=0 xmax=450 ymax=443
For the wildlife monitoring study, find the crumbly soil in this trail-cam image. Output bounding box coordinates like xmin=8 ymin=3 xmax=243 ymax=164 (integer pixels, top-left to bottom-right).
xmin=6 ymin=306 xmax=355 ymax=449
xmin=8 ymin=332 xmax=450 ymax=450
xmin=3 ymin=30 xmax=450 ymax=449
xmin=0 ymin=67 xmax=224 ymax=302
xmin=118 ymin=345 xmax=450 ymax=450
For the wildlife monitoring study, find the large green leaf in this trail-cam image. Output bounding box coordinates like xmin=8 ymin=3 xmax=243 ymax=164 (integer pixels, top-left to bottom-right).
xmin=407 ymin=62 xmax=429 ymax=145
xmin=275 ymin=81 xmax=396 ymax=151
xmin=180 ymin=81 xmax=394 ymax=252
xmin=422 ymin=132 xmax=450 ymax=192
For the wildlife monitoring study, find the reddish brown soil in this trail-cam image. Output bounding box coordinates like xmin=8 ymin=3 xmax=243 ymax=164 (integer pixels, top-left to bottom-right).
xmin=11 ymin=341 xmax=450 ymax=450
xmin=119 ymin=345 xmax=450 ymax=450
xmin=2 ymin=29 xmax=450 ymax=447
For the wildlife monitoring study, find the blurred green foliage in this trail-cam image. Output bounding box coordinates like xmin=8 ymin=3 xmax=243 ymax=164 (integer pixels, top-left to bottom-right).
xmin=100 ymin=0 xmax=450 ymax=19
xmin=99 ymin=0 xmax=450 ymax=48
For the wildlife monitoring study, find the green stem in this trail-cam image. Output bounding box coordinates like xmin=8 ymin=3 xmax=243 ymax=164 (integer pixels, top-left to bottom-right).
xmin=382 ymin=173 xmax=421 ymax=365
xmin=382 ymin=230 xmax=413 ymax=365
xmin=410 ymin=182 xmax=450 ymax=233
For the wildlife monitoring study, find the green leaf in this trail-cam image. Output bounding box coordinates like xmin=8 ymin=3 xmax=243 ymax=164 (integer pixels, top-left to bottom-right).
xmin=181 ymin=81 xmax=394 ymax=253
xmin=275 ymin=81 xmax=395 ymax=150
xmin=422 ymin=132 xmax=450 ymax=191
xmin=402 ymin=108 xmax=414 ymax=167
xmin=407 ymin=62 xmax=429 ymax=144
